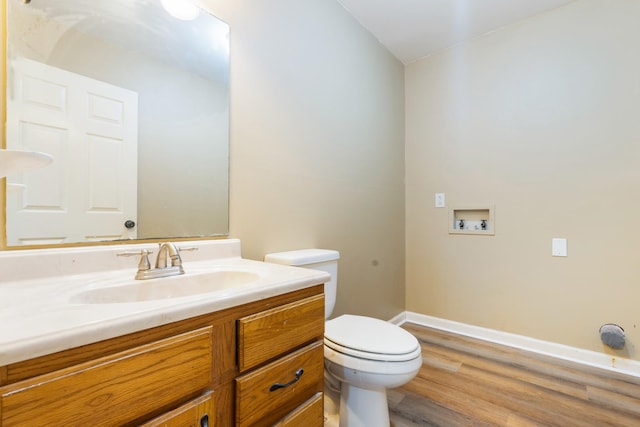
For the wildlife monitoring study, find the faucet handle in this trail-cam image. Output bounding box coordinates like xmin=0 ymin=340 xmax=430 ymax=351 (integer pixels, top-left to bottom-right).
xmin=137 ymin=249 xmax=152 ymax=271
xmin=177 ymin=246 xmax=199 ymax=253
xmin=117 ymin=249 xmax=153 ymax=272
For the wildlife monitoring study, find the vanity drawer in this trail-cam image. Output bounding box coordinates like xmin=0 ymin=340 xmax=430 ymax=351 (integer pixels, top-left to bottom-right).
xmin=235 ymin=341 xmax=324 ymax=427
xmin=237 ymin=294 xmax=324 ymax=371
xmin=0 ymin=327 xmax=212 ymax=427
xmin=273 ymin=392 xmax=324 ymax=427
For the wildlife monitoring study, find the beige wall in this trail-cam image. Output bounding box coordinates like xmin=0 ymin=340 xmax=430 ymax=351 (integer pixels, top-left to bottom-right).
xmin=202 ymin=0 xmax=406 ymax=320
xmin=406 ymin=0 xmax=640 ymax=358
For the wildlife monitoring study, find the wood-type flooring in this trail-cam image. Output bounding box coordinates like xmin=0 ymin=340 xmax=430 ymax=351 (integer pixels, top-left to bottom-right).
xmin=388 ymin=323 xmax=640 ymax=427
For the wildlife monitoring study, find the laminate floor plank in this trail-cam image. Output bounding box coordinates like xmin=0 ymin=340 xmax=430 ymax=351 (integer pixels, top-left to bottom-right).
xmin=425 ymin=340 xmax=589 ymax=401
xmin=403 ymin=374 xmax=517 ymax=426
xmin=413 ymin=359 xmax=587 ymax=426
xmin=403 ymin=323 xmax=640 ymax=399
xmin=389 ymin=388 xmax=492 ymax=427
xmin=388 ymin=323 xmax=640 ymax=427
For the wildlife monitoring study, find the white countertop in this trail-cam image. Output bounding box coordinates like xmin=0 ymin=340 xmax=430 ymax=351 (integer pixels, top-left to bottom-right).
xmin=0 ymin=240 xmax=329 ymax=366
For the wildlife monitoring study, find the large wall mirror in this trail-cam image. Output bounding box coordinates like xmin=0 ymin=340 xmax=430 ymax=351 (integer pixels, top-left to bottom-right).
xmin=3 ymin=0 xmax=230 ymax=247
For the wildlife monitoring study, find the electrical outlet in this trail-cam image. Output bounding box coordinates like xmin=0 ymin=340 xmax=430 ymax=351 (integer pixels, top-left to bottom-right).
xmin=435 ymin=193 xmax=445 ymax=208
xmin=552 ymin=238 xmax=567 ymax=257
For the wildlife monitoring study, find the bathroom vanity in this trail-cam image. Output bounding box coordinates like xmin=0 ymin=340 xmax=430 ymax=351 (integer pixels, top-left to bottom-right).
xmin=0 ymin=240 xmax=328 ymax=426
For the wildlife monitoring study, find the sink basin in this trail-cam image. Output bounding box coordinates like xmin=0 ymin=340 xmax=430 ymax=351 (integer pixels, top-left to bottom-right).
xmin=70 ymin=270 xmax=261 ymax=304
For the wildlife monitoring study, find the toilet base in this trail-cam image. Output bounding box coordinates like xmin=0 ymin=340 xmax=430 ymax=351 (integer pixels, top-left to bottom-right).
xmin=324 ymin=372 xmax=341 ymax=426
xmin=339 ymin=383 xmax=390 ymax=427
xmin=324 ymin=412 xmax=339 ymax=427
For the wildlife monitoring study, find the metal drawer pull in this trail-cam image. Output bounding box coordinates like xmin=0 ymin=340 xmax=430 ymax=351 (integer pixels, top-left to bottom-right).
xmin=269 ymin=369 xmax=304 ymax=391
xmin=200 ymin=414 xmax=209 ymax=427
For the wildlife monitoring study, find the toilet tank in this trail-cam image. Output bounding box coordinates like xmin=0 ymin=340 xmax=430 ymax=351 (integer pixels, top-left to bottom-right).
xmin=264 ymin=249 xmax=339 ymax=319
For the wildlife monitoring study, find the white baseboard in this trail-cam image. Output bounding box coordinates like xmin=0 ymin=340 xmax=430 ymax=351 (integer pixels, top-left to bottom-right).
xmin=388 ymin=311 xmax=407 ymax=325
xmin=390 ymin=311 xmax=640 ymax=379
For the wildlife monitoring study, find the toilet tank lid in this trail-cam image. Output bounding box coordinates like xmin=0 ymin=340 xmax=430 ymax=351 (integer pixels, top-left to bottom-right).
xmin=264 ymin=249 xmax=340 ymax=266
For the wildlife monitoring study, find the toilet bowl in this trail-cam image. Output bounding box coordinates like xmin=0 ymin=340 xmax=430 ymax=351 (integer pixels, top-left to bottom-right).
xmin=325 ymin=314 xmax=422 ymax=427
xmin=264 ymin=249 xmax=422 ymax=427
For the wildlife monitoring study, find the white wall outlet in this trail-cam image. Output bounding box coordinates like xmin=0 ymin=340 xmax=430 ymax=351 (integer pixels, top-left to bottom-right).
xmin=552 ymin=238 xmax=567 ymax=257
xmin=435 ymin=193 xmax=445 ymax=208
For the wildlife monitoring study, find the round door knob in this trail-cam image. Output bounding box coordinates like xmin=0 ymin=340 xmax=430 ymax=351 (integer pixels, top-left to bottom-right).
xmin=124 ymin=220 xmax=136 ymax=229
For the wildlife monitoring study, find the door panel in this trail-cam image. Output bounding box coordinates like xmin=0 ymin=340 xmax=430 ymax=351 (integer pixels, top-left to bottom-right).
xmin=6 ymin=57 xmax=138 ymax=245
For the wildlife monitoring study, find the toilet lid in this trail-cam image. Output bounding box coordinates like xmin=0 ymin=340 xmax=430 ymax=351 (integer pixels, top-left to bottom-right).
xmin=324 ymin=315 xmax=420 ymax=362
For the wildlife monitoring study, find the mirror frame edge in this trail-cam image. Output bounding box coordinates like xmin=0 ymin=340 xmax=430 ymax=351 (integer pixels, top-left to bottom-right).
xmin=2 ymin=0 xmax=7 ymax=249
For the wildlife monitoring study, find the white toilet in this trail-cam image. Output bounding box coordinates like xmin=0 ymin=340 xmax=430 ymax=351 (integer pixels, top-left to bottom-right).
xmin=264 ymin=249 xmax=422 ymax=427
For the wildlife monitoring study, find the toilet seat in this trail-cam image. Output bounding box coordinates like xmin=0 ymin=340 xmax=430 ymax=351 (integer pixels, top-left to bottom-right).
xmin=324 ymin=315 xmax=421 ymax=362
xmin=324 ymin=338 xmax=422 ymax=362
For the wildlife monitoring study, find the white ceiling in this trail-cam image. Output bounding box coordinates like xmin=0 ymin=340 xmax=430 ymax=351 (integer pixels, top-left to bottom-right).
xmin=337 ymin=0 xmax=576 ymax=64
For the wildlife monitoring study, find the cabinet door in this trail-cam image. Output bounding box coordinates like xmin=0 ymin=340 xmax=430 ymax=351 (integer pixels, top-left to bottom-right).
xmin=273 ymin=392 xmax=323 ymax=427
xmin=0 ymin=327 xmax=212 ymax=427
xmin=141 ymin=391 xmax=214 ymax=427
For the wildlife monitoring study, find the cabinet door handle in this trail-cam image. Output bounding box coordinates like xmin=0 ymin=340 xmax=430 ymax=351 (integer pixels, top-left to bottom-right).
xmin=269 ymin=369 xmax=304 ymax=391
xmin=200 ymin=414 xmax=209 ymax=427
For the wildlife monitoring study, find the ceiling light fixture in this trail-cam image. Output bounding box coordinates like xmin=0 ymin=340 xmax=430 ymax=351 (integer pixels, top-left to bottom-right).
xmin=0 ymin=149 xmax=53 ymax=178
xmin=161 ymin=0 xmax=200 ymax=21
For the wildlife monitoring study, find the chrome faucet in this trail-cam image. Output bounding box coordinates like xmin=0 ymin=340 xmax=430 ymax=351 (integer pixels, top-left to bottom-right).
xmin=139 ymin=242 xmax=184 ymax=279
xmin=155 ymin=242 xmax=183 ymax=271
xmin=118 ymin=242 xmax=186 ymax=280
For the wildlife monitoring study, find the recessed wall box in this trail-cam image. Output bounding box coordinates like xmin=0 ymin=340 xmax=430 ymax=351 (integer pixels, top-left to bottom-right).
xmin=449 ymin=206 xmax=494 ymax=235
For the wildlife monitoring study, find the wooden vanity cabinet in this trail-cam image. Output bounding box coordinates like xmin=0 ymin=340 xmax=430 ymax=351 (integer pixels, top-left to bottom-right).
xmin=0 ymin=284 xmax=324 ymax=427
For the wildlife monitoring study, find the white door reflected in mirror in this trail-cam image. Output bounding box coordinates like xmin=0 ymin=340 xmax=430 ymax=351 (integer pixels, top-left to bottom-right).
xmin=6 ymin=58 xmax=138 ymax=246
